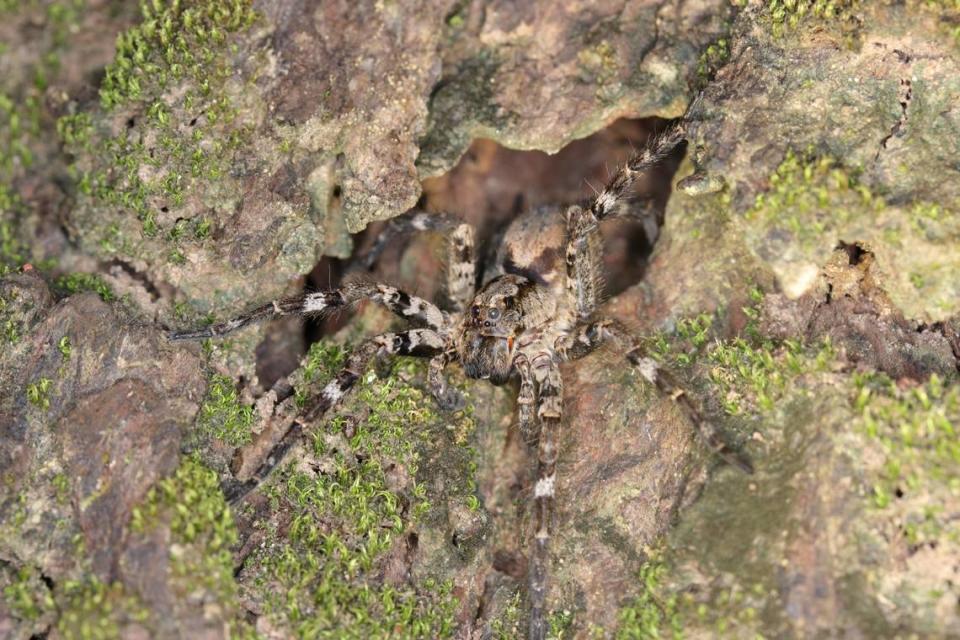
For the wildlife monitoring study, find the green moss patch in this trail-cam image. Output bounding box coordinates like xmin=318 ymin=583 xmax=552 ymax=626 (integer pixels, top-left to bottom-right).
xmin=616 ymin=557 xmax=681 ymax=640
xmin=53 ymin=272 xmax=116 ymax=301
xmin=61 ymin=0 xmax=258 ymax=252
xmin=854 ymin=372 xmax=960 ymax=512
xmin=738 ymin=148 xmax=960 ymax=320
xmin=0 ymin=1 xmax=89 ymax=272
xmin=196 ymin=373 xmax=255 ymax=446
xmin=99 ymin=0 xmax=257 ymax=110
xmin=2 ymin=564 xmax=55 ymax=624
xmin=615 ymin=299 xmax=960 ymax=636
xmin=763 ymin=0 xmax=862 ymax=36
xmin=55 ymin=577 xmax=147 ymax=640
xmin=26 ymin=377 xmax=53 ymax=410
xmin=240 ymin=345 xmax=462 ymax=638
xmin=130 ymin=454 xmax=250 ymax=636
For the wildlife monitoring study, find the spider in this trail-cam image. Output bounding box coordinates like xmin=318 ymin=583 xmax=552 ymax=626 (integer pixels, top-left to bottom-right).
xmin=170 ymin=122 xmax=751 ymax=639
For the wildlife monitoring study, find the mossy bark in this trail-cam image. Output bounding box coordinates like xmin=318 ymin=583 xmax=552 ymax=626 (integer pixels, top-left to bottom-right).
xmin=2 ymin=1 xmax=960 ymax=638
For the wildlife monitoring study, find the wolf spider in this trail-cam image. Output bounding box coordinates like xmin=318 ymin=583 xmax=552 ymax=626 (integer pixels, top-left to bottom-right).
xmin=170 ymin=123 xmax=751 ymax=639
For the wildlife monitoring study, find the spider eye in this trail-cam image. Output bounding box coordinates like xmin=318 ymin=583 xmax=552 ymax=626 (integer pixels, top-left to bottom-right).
xmin=471 ymin=305 xmax=481 ymax=318
xmin=487 ymin=308 xmax=501 ymax=320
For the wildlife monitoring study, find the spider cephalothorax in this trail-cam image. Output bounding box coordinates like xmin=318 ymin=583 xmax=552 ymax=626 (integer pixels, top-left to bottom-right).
xmin=170 ymin=119 xmax=751 ymax=639
xmin=460 ymin=275 xmax=536 ymax=384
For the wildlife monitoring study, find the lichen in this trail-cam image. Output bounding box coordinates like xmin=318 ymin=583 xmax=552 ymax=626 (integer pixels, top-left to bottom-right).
xmin=417 ymin=49 xmax=512 ymax=177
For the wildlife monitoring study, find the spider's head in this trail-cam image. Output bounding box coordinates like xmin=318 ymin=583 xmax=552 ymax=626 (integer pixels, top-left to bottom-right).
xmin=458 ymin=276 xmax=527 ymax=386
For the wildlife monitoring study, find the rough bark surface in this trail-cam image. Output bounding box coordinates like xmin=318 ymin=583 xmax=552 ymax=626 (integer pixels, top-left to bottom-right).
xmin=2 ymin=1 xmax=960 ymax=639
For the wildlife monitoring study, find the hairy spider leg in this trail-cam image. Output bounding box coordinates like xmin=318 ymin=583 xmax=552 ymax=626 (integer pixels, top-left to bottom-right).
xmin=527 ymin=356 xmax=563 ymax=640
xmin=360 ymin=210 xmax=477 ymax=313
xmin=565 ymin=127 xmax=686 ymax=320
xmin=361 ymin=210 xmax=449 ymax=269
xmin=559 ymin=319 xmax=754 ymax=474
xmin=447 ymin=222 xmax=476 ymax=312
xmin=168 ymin=280 xmax=449 ymax=340
xmin=223 ymin=328 xmax=448 ymax=503
xmin=428 ymin=349 xmax=467 ymax=411
xmin=514 ymin=354 xmax=537 ymax=443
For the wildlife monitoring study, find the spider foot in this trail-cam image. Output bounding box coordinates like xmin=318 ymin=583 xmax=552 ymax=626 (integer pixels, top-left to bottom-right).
xmin=433 ymin=386 xmax=466 ymax=412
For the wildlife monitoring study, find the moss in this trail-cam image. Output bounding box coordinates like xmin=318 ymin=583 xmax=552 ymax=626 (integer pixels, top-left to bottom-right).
xmin=57 ymin=112 xmax=93 ymax=148
xmin=765 ymin=0 xmax=862 ymax=36
xmin=195 ymin=373 xmax=255 ymax=446
xmin=295 ymin=340 xmax=348 ymax=406
xmin=0 ymin=1 xmax=86 ymax=272
xmin=99 ymin=0 xmax=257 ymax=109
xmin=747 ymin=148 xmax=877 ymax=247
xmin=615 ymin=557 xmax=681 ymax=640
xmin=52 ymin=472 xmax=71 ymax=504
xmin=55 ymin=576 xmax=147 ymax=640
xmin=0 ymin=218 xmax=27 ymax=276
xmin=53 ymin=272 xmax=116 ymax=302
xmin=696 ymin=37 xmax=730 ymax=84
xmin=61 ymin=0 xmax=258 ymax=243
xmin=26 ymin=377 xmax=53 ymax=410
xmin=490 ymin=590 xmax=522 ymax=639
xmin=853 ymin=372 xmax=960 ymax=513
xmin=243 ymin=346 xmax=460 ymax=638
xmin=58 ymin=334 xmax=72 ymax=359
xmin=738 ymin=146 xmax=960 ymax=319
xmin=549 ymin=608 xmax=575 ymax=639
xmin=706 ymin=334 xmax=835 ymax=417
xmin=130 ymin=455 xmax=242 ymax=623
xmin=615 ymin=292 xmax=960 ymax=636
xmin=3 ymin=565 xmax=55 ymax=622
xmin=651 ymin=290 xmax=833 ymax=418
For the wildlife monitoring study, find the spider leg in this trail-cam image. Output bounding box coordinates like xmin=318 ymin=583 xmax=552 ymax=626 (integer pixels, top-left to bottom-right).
xmin=428 ymin=350 xmax=465 ymax=411
xmin=564 ymin=127 xmax=686 ymax=320
xmin=559 ymin=319 xmax=753 ymax=474
xmin=360 ymin=210 xmax=477 ymax=312
xmin=223 ymin=328 xmax=446 ymax=503
xmin=360 ymin=210 xmax=444 ymax=270
xmin=168 ymin=281 xmax=448 ymax=340
xmin=527 ymin=355 xmax=562 ymax=640
xmin=445 ymin=222 xmax=476 ymax=313
xmin=513 ymin=353 xmax=536 ymax=443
